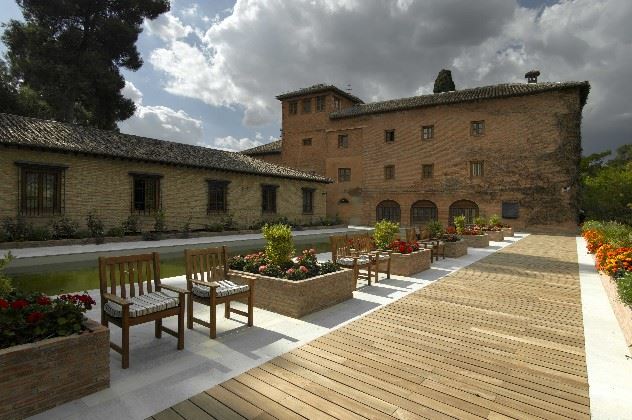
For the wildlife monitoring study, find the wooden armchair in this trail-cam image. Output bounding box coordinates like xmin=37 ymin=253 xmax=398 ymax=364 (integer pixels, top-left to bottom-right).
xmin=415 ymin=227 xmax=445 ymax=262
xmin=99 ymin=252 xmax=187 ymax=369
xmin=349 ymin=233 xmax=392 ymax=283
xmin=330 ymin=234 xmax=376 ymax=286
xmin=185 ymin=246 xmax=254 ymax=338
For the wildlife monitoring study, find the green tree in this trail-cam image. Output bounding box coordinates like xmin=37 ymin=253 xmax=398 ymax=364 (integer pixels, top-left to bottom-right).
xmin=1 ymin=0 xmax=169 ymax=129
xmin=609 ymin=144 xmax=632 ymax=168
xmin=433 ymin=69 xmax=456 ymax=93
xmin=583 ymin=162 xmax=632 ymax=224
xmin=579 ymin=150 xmax=611 ymax=179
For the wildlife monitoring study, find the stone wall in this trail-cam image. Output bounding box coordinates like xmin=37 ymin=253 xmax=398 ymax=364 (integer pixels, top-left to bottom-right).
xmin=485 ymin=230 xmax=505 ymax=241
xmin=444 ymin=240 xmax=467 ymax=258
xmin=0 ymin=319 xmax=109 ymax=419
xmin=389 ymin=249 xmax=431 ymax=276
xmin=460 ymin=234 xmax=490 ymax=248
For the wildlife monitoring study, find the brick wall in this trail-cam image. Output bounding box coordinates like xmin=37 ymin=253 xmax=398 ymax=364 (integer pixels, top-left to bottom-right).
xmin=0 ymin=319 xmax=109 ymax=419
xmin=0 ymin=147 xmax=327 ymax=232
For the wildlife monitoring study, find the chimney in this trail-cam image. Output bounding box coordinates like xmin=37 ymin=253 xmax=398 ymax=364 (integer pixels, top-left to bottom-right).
xmin=525 ymin=70 xmax=540 ymax=84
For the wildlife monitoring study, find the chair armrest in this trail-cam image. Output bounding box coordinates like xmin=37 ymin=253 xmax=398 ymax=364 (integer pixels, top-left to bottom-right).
xmin=160 ymin=284 xmax=189 ymax=295
xmin=102 ymin=293 xmax=130 ymax=307
xmin=190 ymin=279 xmax=219 ymax=288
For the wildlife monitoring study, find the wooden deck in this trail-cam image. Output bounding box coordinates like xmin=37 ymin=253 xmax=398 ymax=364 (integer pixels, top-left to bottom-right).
xmin=151 ymin=234 xmax=590 ymax=419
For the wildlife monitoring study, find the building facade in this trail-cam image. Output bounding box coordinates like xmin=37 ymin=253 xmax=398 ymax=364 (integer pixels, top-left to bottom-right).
xmin=0 ymin=113 xmax=328 ymax=233
xmin=244 ymin=80 xmax=590 ymax=230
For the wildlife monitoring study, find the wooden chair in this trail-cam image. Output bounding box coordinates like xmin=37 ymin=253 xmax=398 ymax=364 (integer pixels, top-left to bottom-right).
xmin=330 ymin=234 xmax=376 ymax=286
xmin=349 ymin=233 xmax=392 ymax=283
xmin=99 ymin=252 xmax=187 ymax=369
xmin=405 ymin=227 xmax=417 ymax=243
xmin=185 ymin=246 xmax=254 ymax=338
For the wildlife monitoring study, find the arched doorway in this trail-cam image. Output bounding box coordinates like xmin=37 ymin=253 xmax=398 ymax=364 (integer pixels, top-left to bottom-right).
xmin=410 ymin=200 xmax=438 ymax=225
xmin=376 ymin=200 xmax=401 ymax=223
xmin=449 ymin=200 xmax=479 ymax=224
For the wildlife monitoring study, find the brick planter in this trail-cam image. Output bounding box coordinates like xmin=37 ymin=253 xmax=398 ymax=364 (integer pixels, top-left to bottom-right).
xmin=600 ymin=273 xmax=632 ymax=350
xmin=484 ymin=230 xmax=504 ymax=241
xmin=459 ymin=234 xmax=490 ymax=248
xmin=501 ymin=227 xmax=514 ymax=237
xmin=443 ymin=240 xmax=468 ymax=258
xmin=0 ymin=319 xmax=110 ymax=419
xmin=389 ymin=249 xmax=431 ymax=276
xmin=230 ymin=268 xmax=354 ymax=318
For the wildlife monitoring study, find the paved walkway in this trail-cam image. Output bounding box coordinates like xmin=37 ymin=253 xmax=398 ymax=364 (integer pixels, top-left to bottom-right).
xmin=152 ymin=234 xmax=590 ymax=419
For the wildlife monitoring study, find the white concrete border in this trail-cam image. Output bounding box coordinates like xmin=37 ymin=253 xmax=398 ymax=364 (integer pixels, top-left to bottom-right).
xmin=576 ymin=237 xmax=632 ymax=419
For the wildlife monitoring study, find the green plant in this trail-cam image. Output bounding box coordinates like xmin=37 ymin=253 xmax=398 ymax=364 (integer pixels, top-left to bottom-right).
xmin=374 ymin=220 xmax=400 ymax=249
xmin=489 ymin=214 xmax=501 ymax=226
xmin=617 ymin=272 xmax=632 ymax=307
xmin=106 ymin=226 xmax=124 ymax=237
xmin=86 ymin=211 xmax=104 ymax=239
xmin=426 ymin=221 xmax=444 ymax=239
xmin=2 ymin=216 xmax=33 ymax=242
xmin=474 ymin=216 xmax=487 ymax=226
xmin=50 ymin=217 xmax=78 ymax=239
xmin=318 ymin=261 xmax=339 ymax=275
xmin=0 ymin=252 xmax=13 ymax=298
xmin=153 ymin=209 xmax=166 ymax=233
xmin=453 ymin=215 xmax=466 ymax=234
xmin=122 ymin=214 xmax=140 ymax=235
xmin=181 ymin=215 xmax=192 ymax=237
xmin=222 ymin=214 xmax=237 ymax=231
xmin=261 ymin=223 xmax=295 ymax=266
xmin=29 ymin=226 xmax=51 ymax=241
xmin=206 ymin=222 xmax=224 ymax=232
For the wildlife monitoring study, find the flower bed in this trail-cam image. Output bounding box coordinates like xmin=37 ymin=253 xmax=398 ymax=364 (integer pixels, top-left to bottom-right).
xmin=599 ymin=272 xmax=632 ymax=349
xmin=388 ymin=240 xmax=430 ymax=276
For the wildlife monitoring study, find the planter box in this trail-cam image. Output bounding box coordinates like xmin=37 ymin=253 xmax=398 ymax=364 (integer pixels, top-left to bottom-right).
xmin=501 ymin=227 xmax=514 ymax=237
xmin=600 ymin=273 xmax=632 ymax=351
xmin=443 ymin=240 xmax=468 ymax=258
xmin=459 ymin=234 xmax=490 ymax=248
xmin=390 ymin=249 xmax=431 ymax=276
xmin=484 ymin=230 xmax=504 ymax=241
xmin=230 ymin=268 xmax=354 ymax=318
xmin=0 ymin=319 xmax=110 ymax=419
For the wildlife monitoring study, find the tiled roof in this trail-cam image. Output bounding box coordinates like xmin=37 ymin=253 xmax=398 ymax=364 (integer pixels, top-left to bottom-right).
xmin=0 ymin=113 xmax=331 ymax=183
xmin=241 ymin=139 xmax=282 ymax=155
xmin=330 ymin=81 xmax=590 ymax=119
xmin=276 ymin=84 xmax=364 ymax=104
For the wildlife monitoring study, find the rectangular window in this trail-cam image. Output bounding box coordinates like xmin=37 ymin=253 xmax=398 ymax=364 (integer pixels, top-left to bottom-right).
xmin=471 ymin=120 xmax=485 ymax=136
xmin=502 ymin=201 xmax=520 ymax=219
xmin=302 ymin=98 xmax=311 ymax=113
xmin=289 ymin=101 xmax=298 ymax=115
xmin=422 ymin=164 xmax=434 ymax=179
xmin=422 ymin=125 xmax=434 ymax=140
xmin=333 ymin=97 xmax=341 ymax=111
xmin=316 ymin=95 xmax=326 ymax=112
xmin=384 ymin=165 xmax=395 ymax=180
xmin=17 ymin=163 xmax=65 ymax=216
xmin=207 ymin=180 xmax=229 ymax=213
xmin=261 ymin=184 xmax=278 ymax=213
xmin=338 ymin=168 xmax=351 ymax=182
xmin=384 ymin=130 xmax=395 ymax=143
xmin=470 ymin=161 xmax=484 ymax=177
xmin=302 ymin=138 xmax=312 ymax=146
xmin=132 ymin=173 xmax=161 ymax=214
xmin=302 ymin=188 xmax=315 ymax=214
xmin=338 ymin=134 xmax=349 ymax=148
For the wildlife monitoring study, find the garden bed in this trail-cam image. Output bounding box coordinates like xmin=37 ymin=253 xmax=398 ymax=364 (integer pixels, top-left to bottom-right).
xmin=599 ymin=273 xmax=632 ymax=350
xmin=389 ymin=249 xmax=431 ymax=276
xmin=484 ymin=230 xmax=504 ymax=241
xmin=444 ymin=240 xmax=468 ymax=258
xmin=230 ymin=268 xmax=354 ymax=318
xmin=0 ymin=318 xmax=109 ymax=419
xmin=501 ymin=227 xmax=514 ymax=237
xmin=459 ymin=234 xmax=490 ymax=248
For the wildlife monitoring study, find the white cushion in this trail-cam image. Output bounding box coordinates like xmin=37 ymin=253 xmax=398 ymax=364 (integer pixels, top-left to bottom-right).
xmin=104 ymin=291 xmax=179 ymax=318
xmin=376 ymin=253 xmax=390 ymax=260
xmin=337 ymin=256 xmax=370 ymax=266
xmin=192 ymin=280 xmax=249 ymax=298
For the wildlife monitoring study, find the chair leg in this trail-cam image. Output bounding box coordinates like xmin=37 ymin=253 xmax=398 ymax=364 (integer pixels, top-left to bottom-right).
xmin=247 ymin=293 xmax=254 ymax=327
xmin=122 ymin=324 xmax=130 ymax=369
xmin=387 ymin=258 xmax=391 ymax=279
xmin=177 ymin=301 xmax=184 ymax=350
xmin=155 ymin=319 xmax=162 ymax=338
xmin=367 ymin=265 xmax=372 ymax=286
xmin=375 ymin=259 xmax=380 ymax=283
xmin=187 ymin=292 xmax=193 ymax=329
xmin=210 ymin=295 xmax=217 ymax=339
xmin=225 ymin=300 xmax=231 ymax=319
xmin=353 ymin=265 xmax=359 ymax=289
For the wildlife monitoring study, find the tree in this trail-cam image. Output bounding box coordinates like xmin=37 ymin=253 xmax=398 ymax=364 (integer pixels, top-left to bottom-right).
xmin=1 ymin=0 xmax=170 ymax=130
xmin=579 ymin=150 xmax=611 ymax=179
xmin=609 ymin=144 xmax=632 ymax=168
xmin=433 ymin=69 xmax=456 ymax=93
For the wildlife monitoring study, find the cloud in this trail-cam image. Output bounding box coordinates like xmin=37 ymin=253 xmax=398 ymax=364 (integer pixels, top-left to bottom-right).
xmin=118 ymin=81 xmax=203 ymax=145
xmin=148 ymin=0 xmax=632 ymax=153
xmin=144 ymin=12 xmax=192 ymax=42
xmin=206 ymin=132 xmax=275 ymax=152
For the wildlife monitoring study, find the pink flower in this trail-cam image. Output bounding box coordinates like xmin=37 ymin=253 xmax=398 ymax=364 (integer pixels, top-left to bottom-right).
xmin=309 ymin=248 xmax=316 ymax=254
xmin=258 ymin=265 xmax=267 ymax=272
xmin=299 ymin=265 xmax=308 ymax=273
xmin=286 ymin=268 xmax=295 ymax=275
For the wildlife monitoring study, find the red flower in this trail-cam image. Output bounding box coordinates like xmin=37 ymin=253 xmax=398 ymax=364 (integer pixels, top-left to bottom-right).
xmin=11 ymin=299 xmax=29 ymax=310
xmin=0 ymin=299 xmax=8 ymax=309
xmin=36 ymin=296 xmax=52 ymax=306
xmin=26 ymin=311 xmax=45 ymax=324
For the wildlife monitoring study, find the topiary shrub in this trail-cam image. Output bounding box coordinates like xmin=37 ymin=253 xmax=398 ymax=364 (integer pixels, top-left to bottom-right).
xmin=374 ymin=220 xmax=400 ymax=249
xmin=86 ymin=211 xmax=105 ymax=239
xmin=489 ymin=214 xmax=501 ymax=227
xmin=426 ymin=220 xmax=444 ymax=239
xmin=50 ymin=217 xmax=78 ymax=239
xmin=262 ymin=223 xmax=295 ymax=267
xmin=453 ymin=215 xmax=466 ymax=234
xmin=474 ymin=216 xmax=487 ymax=227
xmin=153 ymin=209 xmax=166 ymax=233
xmin=122 ymin=214 xmax=140 ymax=235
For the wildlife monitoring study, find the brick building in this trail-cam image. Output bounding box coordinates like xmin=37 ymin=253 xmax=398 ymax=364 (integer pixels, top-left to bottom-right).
xmin=0 ymin=113 xmax=329 ymax=232
xmin=243 ymin=79 xmax=590 ymax=230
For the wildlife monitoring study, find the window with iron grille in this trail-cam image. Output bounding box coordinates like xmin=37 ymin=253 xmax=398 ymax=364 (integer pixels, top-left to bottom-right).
xmin=338 ymin=134 xmax=349 ymax=148
xmin=384 ymin=130 xmax=395 ymax=143
xmin=449 ymin=200 xmax=479 ymax=224
xmin=384 ymin=165 xmax=395 ymax=180
xmin=131 ymin=173 xmax=161 ymax=215
xmin=338 ymin=168 xmax=351 ymax=182
xmin=422 ymin=125 xmax=434 ymax=140
xmin=207 ymin=180 xmax=229 ymax=213
xmin=316 ymin=95 xmax=326 ymax=112
xmin=302 ymin=138 xmax=312 ymax=146
xmin=302 ymin=98 xmax=311 ymax=113
xmin=470 ymin=120 xmax=485 ymax=136
xmin=376 ymin=200 xmax=401 ymax=223
xmin=411 ymin=200 xmax=438 ymax=224
xmin=422 ymin=164 xmax=434 ymax=179
xmin=302 ymin=188 xmax=315 ymax=214
xmin=17 ymin=163 xmax=66 ymax=216
xmin=288 ymin=101 xmax=298 ymax=115
xmin=262 ymin=184 xmax=278 ymax=213
xmin=470 ymin=161 xmax=484 ymax=177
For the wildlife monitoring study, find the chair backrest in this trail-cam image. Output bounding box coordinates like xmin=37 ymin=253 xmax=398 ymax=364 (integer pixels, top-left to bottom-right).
xmin=405 ymin=227 xmax=417 ymax=243
xmin=418 ymin=228 xmax=430 ymax=240
xmin=349 ymin=233 xmax=375 ymax=253
xmin=330 ymin=235 xmax=353 ymax=262
xmin=99 ymin=252 xmax=160 ymax=299
xmin=185 ymin=246 xmax=229 ymax=283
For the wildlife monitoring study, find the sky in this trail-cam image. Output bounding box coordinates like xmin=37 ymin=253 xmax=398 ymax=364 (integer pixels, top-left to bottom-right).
xmin=0 ymin=0 xmax=631 ymax=155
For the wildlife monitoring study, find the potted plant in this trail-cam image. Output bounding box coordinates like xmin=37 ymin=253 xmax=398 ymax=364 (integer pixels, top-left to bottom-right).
xmin=442 ymin=227 xmax=468 ymax=258
xmin=387 ymin=240 xmax=431 ymax=276
xmin=457 ymin=219 xmax=490 ymax=248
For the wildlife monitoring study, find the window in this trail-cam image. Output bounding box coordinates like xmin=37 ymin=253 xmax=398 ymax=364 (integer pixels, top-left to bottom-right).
xmin=376 ymin=200 xmax=401 ymax=223
xmin=288 ymin=101 xmax=298 ymax=115
xmin=338 ymin=168 xmax=351 ymax=182
xmin=471 ymin=120 xmax=485 ymax=136
xmin=422 ymin=125 xmax=434 ymax=140
xmin=338 ymin=134 xmax=349 ymax=148
xmin=422 ymin=164 xmax=434 ymax=179
xmin=261 ymin=184 xmax=278 ymax=213
xmin=502 ymin=202 xmax=520 ymax=219
xmin=207 ymin=180 xmax=229 ymax=213
xmin=302 ymin=98 xmax=311 ymax=113
xmin=316 ymin=95 xmax=326 ymax=112
xmin=411 ymin=200 xmax=438 ymax=224
xmin=470 ymin=161 xmax=484 ymax=177
xmin=333 ymin=96 xmax=341 ymax=111
xmin=17 ymin=163 xmax=65 ymax=216
xmin=338 ymin=198 xmax=349 ymax=204
xmin=384 ymin=130 xmax=395 ymax=143
xmin=302 ymin=138 xmax=312 ymax=146
xmin=302 ymin=188 xmax=315 ymax=214
xmin=132 ymin=173 xmax=161 ymax=214
xmin=449 ymin=200 xmax=479 ymax=224
xmin=384 ymin=165 xmax=395 ymax=180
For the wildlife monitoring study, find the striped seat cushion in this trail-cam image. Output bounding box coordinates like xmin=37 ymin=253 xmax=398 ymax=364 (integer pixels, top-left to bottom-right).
xmin=104 ymin=291 xmax=179 ymax=318
xmin=337 ymin=256 xmax=370 ymax=266
xmin=192 ymin=280 xmax=249 ymax=298
xmin=376 ymin=253 xmax=390 ymax=260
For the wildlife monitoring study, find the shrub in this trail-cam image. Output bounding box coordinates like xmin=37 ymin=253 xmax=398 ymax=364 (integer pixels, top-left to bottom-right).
xmin=0 ymin=253 xmax=13 ymax=298
xmin=318 ymin=261 xmax=339 ymax=275
xmin=153 ymin=209 xmax=166 ymax=233
xmin=122 ymin=214 xmax=140 ymax=235
xmin=474 ymin=216 xmax=487 ymax=226
xmin=206 ymin=222 xmax=224 ymax=232
xmin=181 ymin=215 xmax=192 ymax=237
xmin=222 ymin=214 xmax=237 ymax=231
xmin=453 ymin=215 xmax=466 ymax=234
xmin=74 ymin=229 xmax=91 ymax=239
xmin=489 ymin=214 xmax=502 ymax=227
xmin=106 ymin=226 xmax=124 ymax=237
xmin=29 ymin=226 xmax=51 ymax=241
xmin=86 ymin=211 xmax=105 ymax=239
xmin=50 ymin=217 xmax=79 ymax=239
xmin=616 ymin=272 xmax=632 ymax=307
xmin=374 ymin=220 xmax=399 ymax=249
xmin=0 ymin=291 xmax=95 ymax=349
xmin=426 ymin=221 xmax=444 ymax=239
xmin=262 ymin=223 xmax=295 ymax=266
xmin=2 ymin=216 xmax=33 ymax=242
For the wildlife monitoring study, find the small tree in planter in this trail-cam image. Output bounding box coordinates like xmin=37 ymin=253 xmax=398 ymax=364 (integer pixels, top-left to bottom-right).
xmin=374 ymin=220 xmax=400 ymax=249
xmin=427 ymin=220 xmax=444 ymax=239
xmin=262 ymin=223 xmax=295 ymax=267
xmin=453 ymin=215 xmax=466 ymax=234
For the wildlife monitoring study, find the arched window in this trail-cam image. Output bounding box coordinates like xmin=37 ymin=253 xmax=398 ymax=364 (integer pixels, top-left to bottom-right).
xmin=410 ymin=200 xmax=438 ymax=225
xmin=449 ymin=200 xmax=479 ymax=224
xmin=376 ymin=200 xmax=401 ymax=223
